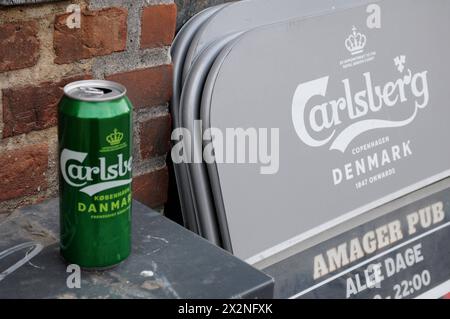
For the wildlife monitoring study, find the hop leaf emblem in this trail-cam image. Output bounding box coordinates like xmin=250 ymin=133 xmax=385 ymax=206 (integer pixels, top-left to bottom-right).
xmin=394 ymin=55 xmax=406 ymax=73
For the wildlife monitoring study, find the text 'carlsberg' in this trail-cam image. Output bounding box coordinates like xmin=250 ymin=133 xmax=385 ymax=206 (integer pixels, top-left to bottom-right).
xmin=292 ymin=68 xmax=429 ymax=153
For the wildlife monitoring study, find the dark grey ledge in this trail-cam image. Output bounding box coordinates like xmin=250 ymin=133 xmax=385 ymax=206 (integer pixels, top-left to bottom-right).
xmin=0 ymin=199 xmax=273 ymax=299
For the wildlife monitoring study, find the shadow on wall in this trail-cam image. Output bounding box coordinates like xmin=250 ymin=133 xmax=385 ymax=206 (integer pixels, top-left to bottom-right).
xmin=175 ymin=0 xmax=236 ymax=30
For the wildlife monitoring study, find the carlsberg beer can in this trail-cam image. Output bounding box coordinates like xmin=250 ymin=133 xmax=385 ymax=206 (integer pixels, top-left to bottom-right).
xmin=59 ymin=80 xmax=133 ymax=269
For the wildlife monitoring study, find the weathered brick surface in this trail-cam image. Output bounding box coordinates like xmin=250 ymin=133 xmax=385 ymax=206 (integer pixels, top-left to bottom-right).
xmin=139 ymin=114 xmax=172 ymax=160
xmin=106 ymin=65 xmax=173 ymax=109
xmin=133 ymin=167 xmax=169 ymax=208
xmin=141 ymin=4 xmax=177 ymax=49
xmin=0 ymin=0 xmax=182 ymax=212
xmin=0 ymin=144 xmax=48 ymax=202
xmin=54 ymin=7 xmax=128 ymax=64
xmin=2 ymin=75 xmax=89 ymax=138
xmin=0 ymin=21 xmax=40 ymax=72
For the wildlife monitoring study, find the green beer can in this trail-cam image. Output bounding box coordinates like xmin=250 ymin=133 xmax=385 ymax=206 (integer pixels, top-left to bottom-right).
xmin=59 ymin=80 xmax=133 ymax=269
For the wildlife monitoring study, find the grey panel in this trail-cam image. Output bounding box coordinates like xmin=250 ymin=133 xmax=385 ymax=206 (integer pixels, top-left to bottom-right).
xmin=175 ymin=0 xmax=235 ymax=29
xmin=183 ymin=0 xmax=375 ymax=82
xmin=205 ymin=0 xmax=450 ymax=261
xmin=177 ymin=0 xmax=373 ymax=241
xmin=172 ymin=3 xmax=231 ymax=127
xmin=170 ymin=4 xmax=229 ymax=232
xmin=180 ymin=34 xmax=242 ymax=247
xmin=201 ymin=40 xmax=239 ymax=252
xmin=188 ymin=0 xmax=376 ymax=248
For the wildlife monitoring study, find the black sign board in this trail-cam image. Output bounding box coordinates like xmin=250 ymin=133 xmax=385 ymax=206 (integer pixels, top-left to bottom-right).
xmin=265 ymin=186 xmax=450 ymax=299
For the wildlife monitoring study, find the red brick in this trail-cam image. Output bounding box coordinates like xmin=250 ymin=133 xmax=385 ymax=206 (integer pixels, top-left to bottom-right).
xmin=106 ymin=65 xmax=173 ymax=109
xmin=141 ymin=4 xmax=177 ymax=49
xmin=0 ymin=144 xmax=48 ymax=201
xmin=2 ymin=75 xmax=89 ymax=138
xmin=0 ymin=21 xmax=40 ymax=72
xmin=133 ymin=167 xmax=169 ymax=208
xmin=139 ymin=114 xmax=172 ymax=160
xmin=54 ymin=7 xmax=127 ymax=64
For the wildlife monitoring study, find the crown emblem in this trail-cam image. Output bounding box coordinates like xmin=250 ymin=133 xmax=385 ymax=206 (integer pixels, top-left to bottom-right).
xmin=106 ymin=129 xmax=124 ymax=146
xmin=345 ymin=26 xmax=367 ymax=55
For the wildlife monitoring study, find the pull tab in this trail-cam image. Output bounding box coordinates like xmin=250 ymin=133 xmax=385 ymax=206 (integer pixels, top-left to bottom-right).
xmin=79 ymin=87 xmax=106 ymax=96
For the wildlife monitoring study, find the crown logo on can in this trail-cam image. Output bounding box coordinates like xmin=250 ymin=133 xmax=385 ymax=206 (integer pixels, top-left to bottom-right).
xmin=345 ymin=26 xmax=367 ymax=55
xmin=107 ymin=129 xmax=124 ymax=146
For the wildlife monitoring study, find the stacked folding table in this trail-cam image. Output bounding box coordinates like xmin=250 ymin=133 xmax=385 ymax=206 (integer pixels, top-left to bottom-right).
xmin=170 ymin=0 xmax=450 ymax=298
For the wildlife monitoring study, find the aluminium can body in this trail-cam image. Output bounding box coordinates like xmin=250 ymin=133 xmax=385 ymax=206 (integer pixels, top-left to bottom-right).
xmin=58 ymin=80 xmax=133 ymax=269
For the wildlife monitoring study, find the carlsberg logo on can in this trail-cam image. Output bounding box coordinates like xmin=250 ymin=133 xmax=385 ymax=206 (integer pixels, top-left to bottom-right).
xmin=292 ymin=62 xmax=430 ymax=153
xmin=60 ymin=149 xmax=132 ymax=197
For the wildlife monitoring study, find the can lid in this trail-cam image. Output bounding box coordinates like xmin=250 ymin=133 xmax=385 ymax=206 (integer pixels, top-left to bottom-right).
xmin=64 ymin=80 xmax=127 ymax=102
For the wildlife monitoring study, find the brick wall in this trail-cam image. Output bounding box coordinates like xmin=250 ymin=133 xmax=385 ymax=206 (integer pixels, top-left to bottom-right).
xmin=0 ymin=0 xmax=176 ymax=213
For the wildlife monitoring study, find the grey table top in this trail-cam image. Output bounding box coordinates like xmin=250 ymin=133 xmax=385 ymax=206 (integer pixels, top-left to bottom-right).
xmin=0 ymin=199 xmax=273 ymax=299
